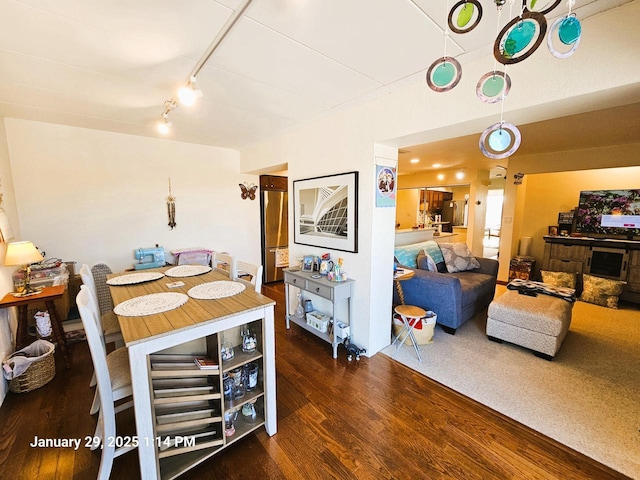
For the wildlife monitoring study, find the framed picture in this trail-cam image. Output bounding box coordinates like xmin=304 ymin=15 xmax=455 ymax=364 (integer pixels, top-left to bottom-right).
xmin=375 ymin=165 xmax=396 ymax=208
xmin=293 ymin=171 xmax=358 ymax=253
xmin=548 ymin=225 xmax=559 ymax=236
xmin=302 ymin=255 xmax=314 ymax=272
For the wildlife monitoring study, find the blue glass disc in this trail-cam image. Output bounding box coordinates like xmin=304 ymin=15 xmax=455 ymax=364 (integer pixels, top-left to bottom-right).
xmin=433 ymin=62 xmax=456 ymax=87
xmin=488 ymin=128 xmax=512 ymax=151
xmin=558 ymin=17 xmax=581 ymax=45
xmin=504 ymin=20 xmax=537 ymax=56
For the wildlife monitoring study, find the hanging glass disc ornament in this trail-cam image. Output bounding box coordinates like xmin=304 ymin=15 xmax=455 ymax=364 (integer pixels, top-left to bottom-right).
xmin=494 ymin=11 xmax=547 ymax=64
xmin=476 ymin=71 xmax=511 ymax=103
xmin=426 ymin=56 xmax=462 ymax=92
xmin=523 ymin=0 xmax=561 ymax=15
xmin=479 ymin=122 xmax=522 ymax=159
xmin=448 ymin=0 xmax=483 ymax=34
xmin=547 ymin=14 xmax=582 ymax=58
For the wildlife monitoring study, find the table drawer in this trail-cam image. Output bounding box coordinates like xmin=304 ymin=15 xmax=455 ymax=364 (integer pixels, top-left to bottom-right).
xmin=283 ymin=271 xmax=304 ymax=288
xmin=304 ymin=281 xmax=332 ymax=300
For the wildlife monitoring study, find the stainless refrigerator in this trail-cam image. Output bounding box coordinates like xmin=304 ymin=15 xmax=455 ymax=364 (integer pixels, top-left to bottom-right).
xmin=260 ymin=176 xmax=288 ymax=283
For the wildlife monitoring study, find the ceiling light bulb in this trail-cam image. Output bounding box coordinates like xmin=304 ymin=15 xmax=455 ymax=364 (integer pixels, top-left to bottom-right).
xmin=456 ymin=171 xmax=465 ymax=180
xmin=178 ymin=76 xmax=203 ymax=107
xmin=157 ymin=115 xmax=172 ymax=135
xmin=432 ymin=163 xmax=441 ymax=168
xmin=410 ymin=158 xmax=420 ymax=164
xmin=437 ymin=173 xmax=445 ymax=180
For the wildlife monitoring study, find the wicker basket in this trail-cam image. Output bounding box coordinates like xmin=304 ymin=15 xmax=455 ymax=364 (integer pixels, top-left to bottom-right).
xmin=9 ymin=345 xmax=56 ymax=393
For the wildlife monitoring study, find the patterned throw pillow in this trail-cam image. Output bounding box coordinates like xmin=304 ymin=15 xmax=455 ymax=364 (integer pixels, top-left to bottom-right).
xmin=540 ymin=270 xmax=577 ymax=289
xmin=579 ymin=274 xmax=626 ymax=309
xmin=422 ymin=241 xmax=448 ymax=273
xmin=438 ymin=243 xmax=481 ymax=273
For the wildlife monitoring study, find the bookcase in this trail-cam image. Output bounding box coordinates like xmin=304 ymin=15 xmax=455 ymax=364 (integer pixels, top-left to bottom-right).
xmin=147 ymin=319 xmax=266 ymax=480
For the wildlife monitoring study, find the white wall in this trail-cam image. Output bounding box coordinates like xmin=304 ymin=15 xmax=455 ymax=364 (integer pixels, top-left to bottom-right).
xmin=240 ymin=2 xmax=640 ymax=355
xmin=0 ymin=118 xmax=22 ymax=405
xmin=4 ymin=120 xmax=260 ymax=273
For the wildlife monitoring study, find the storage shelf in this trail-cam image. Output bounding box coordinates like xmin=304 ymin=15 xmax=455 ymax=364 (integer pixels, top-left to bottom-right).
xmin=158 ymin=428 xmax=224 ymax=459
xmin=220 ymin=348 xmax=263 ymax=373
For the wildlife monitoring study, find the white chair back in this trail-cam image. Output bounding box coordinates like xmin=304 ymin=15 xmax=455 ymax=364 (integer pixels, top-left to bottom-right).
xmin=234 ymin=260 xmax=263 ymax=293
xmin=212 ymin=252 xmax=236 ymax=279
xmin=77 ymin=288 xmax=118 ymax=480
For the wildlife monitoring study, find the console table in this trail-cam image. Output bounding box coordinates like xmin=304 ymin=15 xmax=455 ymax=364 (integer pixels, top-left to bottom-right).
xmin=283 ymin=269 xmax=354 ymax=358
xmin=0 ymin=285 xmax=70 ymax=368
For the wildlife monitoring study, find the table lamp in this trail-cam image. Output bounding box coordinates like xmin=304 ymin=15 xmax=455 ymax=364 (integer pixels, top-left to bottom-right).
xmin=4 ymin=241 xmax=44 ymax=294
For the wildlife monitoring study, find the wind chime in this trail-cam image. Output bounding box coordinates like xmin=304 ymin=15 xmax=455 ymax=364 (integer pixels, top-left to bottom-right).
xmin=166 ymin=178 xmax=176 ymax=230
xmin=425 ymin=0 xmax=583 ymax=159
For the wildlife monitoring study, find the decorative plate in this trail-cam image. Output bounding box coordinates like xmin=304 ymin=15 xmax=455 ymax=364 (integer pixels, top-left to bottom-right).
xmin=188 ymin=281 xmax=245 ymax=300
xmin=114 ymin=292 xmax=189 ymax=317
xmin=107 ymin=271 xmax=165 ymax=286
xmin=165 ymin=265 xmax=212 ymax=278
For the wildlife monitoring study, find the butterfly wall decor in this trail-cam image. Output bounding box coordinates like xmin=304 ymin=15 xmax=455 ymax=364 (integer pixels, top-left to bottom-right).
xmin=239 ymin=182 xmax=257 ymax=200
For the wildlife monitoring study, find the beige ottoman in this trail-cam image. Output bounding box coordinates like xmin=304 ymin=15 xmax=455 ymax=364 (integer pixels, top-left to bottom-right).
xmin=486 ymin=290 xmax=573 ymax=360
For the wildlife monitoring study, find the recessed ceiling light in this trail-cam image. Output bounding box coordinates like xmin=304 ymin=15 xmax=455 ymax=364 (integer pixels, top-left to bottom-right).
xmin=410 ymin=158 xmax=420 ymax=164
xmin=437 ymin=173 xmax=445 ymax=180
xmin=456 ymin=170 xmax=465 ymax=180
xmin=432 ymin=163 xmax=441 ymax=168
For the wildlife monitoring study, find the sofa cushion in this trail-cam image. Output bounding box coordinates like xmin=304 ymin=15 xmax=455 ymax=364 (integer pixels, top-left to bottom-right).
xmin=422 ymin=241 xmax=447 ymax=273
xmin=579 ymin=274 xmax=626 ymax=309
xmin=417 ymin=251 xmax=437 ymax=272
xmin=453 ymin=271 xmax=495 ymax=309
xmin=439 ymin=242 xmax=480 ymax=273
xmin=540 ymin=270 xmax=577 ymax=289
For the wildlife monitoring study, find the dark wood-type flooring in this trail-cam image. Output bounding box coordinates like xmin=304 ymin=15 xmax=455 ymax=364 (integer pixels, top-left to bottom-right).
xmin=0 ymin=282 xmax=629 ymax=479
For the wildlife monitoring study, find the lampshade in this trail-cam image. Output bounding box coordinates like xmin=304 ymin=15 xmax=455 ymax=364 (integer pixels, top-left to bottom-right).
xmin=4 ymin=241 xmax=44 ymax=266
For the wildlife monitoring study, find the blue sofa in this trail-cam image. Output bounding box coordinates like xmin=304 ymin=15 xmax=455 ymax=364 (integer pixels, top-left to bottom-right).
xmin=394 ymin=242 xmax=499 ymax=334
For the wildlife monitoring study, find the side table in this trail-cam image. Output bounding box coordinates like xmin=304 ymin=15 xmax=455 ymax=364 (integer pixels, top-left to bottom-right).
xmin=0 ymin=285 xmax=70 ymax=369
xmin=392 ymin=268 xmax=424 ymax=362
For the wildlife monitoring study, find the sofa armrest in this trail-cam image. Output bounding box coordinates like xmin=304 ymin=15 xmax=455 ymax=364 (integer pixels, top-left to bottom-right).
xmin=476 ymin=257 xmax=499 ymax=277
xmin=394 ymin=269 xmax=463 ymax=329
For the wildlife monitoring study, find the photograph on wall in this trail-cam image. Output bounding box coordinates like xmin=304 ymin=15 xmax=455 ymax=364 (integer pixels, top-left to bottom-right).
xmin=293 ymin=171 xmax=358 ymax=253
xmin=375 ymin=165 xmax=396 ymax=208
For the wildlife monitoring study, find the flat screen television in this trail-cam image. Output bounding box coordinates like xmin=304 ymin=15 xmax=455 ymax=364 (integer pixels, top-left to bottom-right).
xmin=575 ymin=189 xmax=640 ymax=239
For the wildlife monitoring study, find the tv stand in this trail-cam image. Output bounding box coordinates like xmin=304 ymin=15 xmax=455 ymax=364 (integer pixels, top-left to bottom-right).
xmin=542 ymin=236 xmax=640 ymax=304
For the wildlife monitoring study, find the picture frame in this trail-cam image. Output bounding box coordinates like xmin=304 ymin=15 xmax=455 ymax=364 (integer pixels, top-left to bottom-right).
xmin=293 ymin=171 xmax=359 ymax=253
xmin=548 ymin=225 xmax=559 ymax=236
xmin=302 ymin=255 xmax=314 ymax=272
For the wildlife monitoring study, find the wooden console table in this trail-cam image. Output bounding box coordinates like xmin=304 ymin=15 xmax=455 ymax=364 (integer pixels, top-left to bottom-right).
xmin=0 ymin=285 xmax=70 ymax=368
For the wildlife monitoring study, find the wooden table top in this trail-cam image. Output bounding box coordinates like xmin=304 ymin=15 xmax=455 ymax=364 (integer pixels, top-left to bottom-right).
xmin=0 ymin=285 xmax=65 ymax=307
xmin=393 ymin=268 xmax=415 ymax=282
xmin=108 ymin=267 xmax=275 ymax=346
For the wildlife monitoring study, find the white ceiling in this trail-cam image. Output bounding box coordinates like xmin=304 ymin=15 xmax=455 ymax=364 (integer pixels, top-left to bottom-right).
xmin=0 ymin=0 xmax=634 ymax=153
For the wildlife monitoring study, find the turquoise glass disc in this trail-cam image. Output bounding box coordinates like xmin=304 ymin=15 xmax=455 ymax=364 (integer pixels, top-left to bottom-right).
xmin=504 ymin=20 xmax=537 ymax=57
xmin=433 ymin=62 xmax=456 ymax=87
xmin=558 ymin=17 xmax=581 ymax=44
xmin=482 ymin=76 xmax=505 ymax=98
xmin=488 ymin=129 xmax=512 ymax=151
xmin=457 ymin=4 xmax=474 ymax=27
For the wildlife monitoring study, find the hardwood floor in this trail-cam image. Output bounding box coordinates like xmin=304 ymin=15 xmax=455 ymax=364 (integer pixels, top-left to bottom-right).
xmin=0 ymin=282 xmax=629 ymax=479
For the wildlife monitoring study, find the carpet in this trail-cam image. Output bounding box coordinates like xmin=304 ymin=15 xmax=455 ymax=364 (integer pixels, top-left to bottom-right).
xmin=382 ymin=286 xmax=640 ymax=479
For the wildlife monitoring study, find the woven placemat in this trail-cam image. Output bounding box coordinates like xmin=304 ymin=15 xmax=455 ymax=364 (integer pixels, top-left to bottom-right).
xmin=165 ymin=265 xmax=212 ymax=278
xmin=107 ymin=271 xmax=165 ymax=286
xmin=187 ymin=281 xmax=245 ymax=300
xmin=114 ymin=292 xmax=188 ymax=316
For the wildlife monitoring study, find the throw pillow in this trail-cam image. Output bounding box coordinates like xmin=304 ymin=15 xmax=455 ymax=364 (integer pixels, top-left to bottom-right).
xmin=417 ymin=251 xmax=437 ymax=272
xmin=422 ymin=241 xmax=448 ymax=273
xmin=439 ymin=243 xmax=481 ymax=273
xmin=540 ymin=270 xmax=578 ymax=289
xmin=579 ymin=274 xmax=626 ymax=309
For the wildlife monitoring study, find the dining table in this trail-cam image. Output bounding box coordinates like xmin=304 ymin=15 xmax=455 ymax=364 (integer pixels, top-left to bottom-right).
xmin=108 ymin=266 xmax=277 ymax=480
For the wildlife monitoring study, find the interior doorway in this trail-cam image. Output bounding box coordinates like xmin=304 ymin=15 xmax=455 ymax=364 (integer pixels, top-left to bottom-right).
xmin=483 ymin=189 xmax=504 ymax=259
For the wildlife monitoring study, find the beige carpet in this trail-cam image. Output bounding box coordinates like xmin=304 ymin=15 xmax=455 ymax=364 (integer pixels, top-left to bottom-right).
xmin=382 ymin=286 xmax=640 ymax=479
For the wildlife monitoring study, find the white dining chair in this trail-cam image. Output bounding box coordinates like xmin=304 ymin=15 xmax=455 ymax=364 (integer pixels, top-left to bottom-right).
xmin=212 ymin=252 xmax=236 ymax=279
xmin=79 ymin=284 xmax=131 ymax=416
xmin=77 ymin=288 xmax=135 ymax=479
xmin=80 ymin=264 xmax=124 ymax=348
xmin=234 ymin=260 xmax=263 ymax=293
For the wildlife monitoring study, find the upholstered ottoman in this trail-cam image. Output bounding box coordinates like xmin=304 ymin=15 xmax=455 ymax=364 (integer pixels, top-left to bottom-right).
xmin=486 ymin=290 xmax=573 ymax=360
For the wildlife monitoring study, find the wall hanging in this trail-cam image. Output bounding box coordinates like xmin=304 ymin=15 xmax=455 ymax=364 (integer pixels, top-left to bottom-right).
xmin=166 ymin=178 xmax=176 ymax=230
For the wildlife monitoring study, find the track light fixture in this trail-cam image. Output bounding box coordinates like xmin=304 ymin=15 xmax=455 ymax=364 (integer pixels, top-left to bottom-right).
xmin=157 ymin=112 xmax=172 ymax=135
xmin=177 ymin=76 xmax=203 ymax=107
